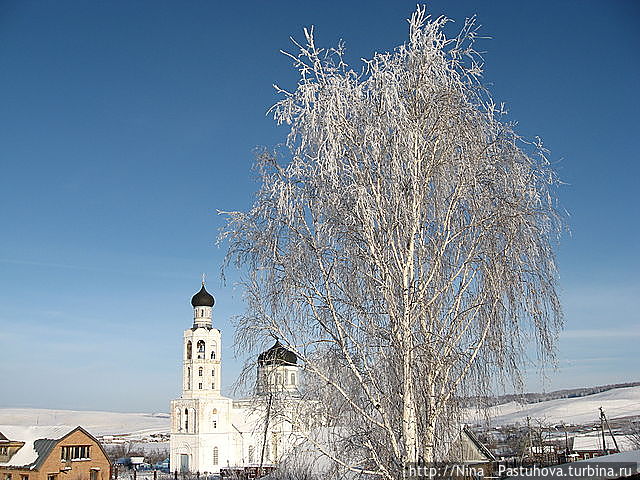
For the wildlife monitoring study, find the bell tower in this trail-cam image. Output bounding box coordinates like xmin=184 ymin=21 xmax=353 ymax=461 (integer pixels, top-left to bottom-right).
xmin=182 ymin=281 xmax=221 ymax=396
xmin=170 ymin=280 xmax=234 ymax=475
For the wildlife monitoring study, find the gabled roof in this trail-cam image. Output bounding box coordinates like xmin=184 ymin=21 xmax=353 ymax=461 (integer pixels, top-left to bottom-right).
xmin=0 ymin=425 xmax=108 ymax=471
xmin=462 ymin=427 xmax=497 ymax=462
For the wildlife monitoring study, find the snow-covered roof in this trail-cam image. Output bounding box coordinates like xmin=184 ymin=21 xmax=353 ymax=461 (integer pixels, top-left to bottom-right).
xmin=0 ymin=425 xmax=75 ymax=469
xmin=572 ymin=434 xmax=634 ymax=452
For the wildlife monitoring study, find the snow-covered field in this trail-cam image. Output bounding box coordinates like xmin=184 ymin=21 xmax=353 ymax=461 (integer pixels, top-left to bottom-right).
xmin=1 ymin=386 xmax=639 ymax=435
xmin=466 ymin=386 xmax=640 ymax=426
xmin=0 ymin=408 xmax=169 ymax=438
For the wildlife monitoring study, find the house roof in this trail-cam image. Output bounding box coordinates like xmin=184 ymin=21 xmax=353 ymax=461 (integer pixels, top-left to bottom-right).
xmin=462 ymin=427 xmax=497 ymax=462
xmin=0 ymin=425 xmax=109 ymax=471
xmin=0 ymin=425 xmax=75 ymax=470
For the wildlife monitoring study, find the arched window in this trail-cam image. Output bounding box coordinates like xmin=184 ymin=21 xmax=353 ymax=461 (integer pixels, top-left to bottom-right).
xmin=212 ymin=447 xmax=219 ymax=466
xmin=212 ymin=409 xmax=218 ymax=429
xmin=211 ymin=341 xmax=217 ymax=360
xmin=198 ymin=367 xmax=203 ymax=377
xmin=197 ymin=340 xmax=205 ymax=359
xmin=176 ymin=408 xmax=182 ymax=432
xmin=187 ymin=367 xmax=191 ymax=389
xmin=186 ymin=341 xmax=192 ymax=360
xmin=290 ymin=373 xmax=296 ymax=385
xmin=184 ymin=408 xmax=189 ymax=431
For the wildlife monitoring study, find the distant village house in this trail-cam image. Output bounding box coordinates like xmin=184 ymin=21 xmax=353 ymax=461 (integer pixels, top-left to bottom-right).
xmin=0 ymin=426 xmax=111 ymax=480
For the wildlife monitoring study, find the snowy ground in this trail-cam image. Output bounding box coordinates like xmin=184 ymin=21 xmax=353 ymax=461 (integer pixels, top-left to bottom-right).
xmin=0 ymin=408 xmax=169 ymax=438
xmin=466 ymin=386 xmax=640 ymax=426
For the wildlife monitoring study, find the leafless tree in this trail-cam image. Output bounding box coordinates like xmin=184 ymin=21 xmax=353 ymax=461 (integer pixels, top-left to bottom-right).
xmin=628 ymin=420 xmax=640 ymax=450
xmin=105 ymin=442 xmax=134 ymax=462
xmin=222 ymin=6 xmax=563 ymax=479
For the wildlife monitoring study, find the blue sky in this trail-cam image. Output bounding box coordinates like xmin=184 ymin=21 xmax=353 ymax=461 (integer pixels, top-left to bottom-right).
xmin=0 ymin=1 xmax=638 ymax=413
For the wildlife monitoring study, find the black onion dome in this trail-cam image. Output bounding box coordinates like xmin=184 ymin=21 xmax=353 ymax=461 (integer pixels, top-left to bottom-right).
xmin=258 ymin=340 xmax=297 ymax=366
xmin=191 ymin=284 xmax=215 ymax=307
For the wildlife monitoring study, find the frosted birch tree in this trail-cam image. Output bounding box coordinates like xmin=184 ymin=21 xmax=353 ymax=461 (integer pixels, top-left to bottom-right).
xmin=222 ymin=6 xmax=562 ymax=478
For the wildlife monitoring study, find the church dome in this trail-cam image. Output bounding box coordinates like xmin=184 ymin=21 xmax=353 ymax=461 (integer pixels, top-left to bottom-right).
xmin=258 ymin=340 xmax=297 ymax=366
xmin=191 ymin=284 xmax=215 ymax=307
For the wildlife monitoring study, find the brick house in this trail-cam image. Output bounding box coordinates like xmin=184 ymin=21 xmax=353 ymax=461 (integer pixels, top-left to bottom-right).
xmin=0 ymin=426 xmax=111 ymax=480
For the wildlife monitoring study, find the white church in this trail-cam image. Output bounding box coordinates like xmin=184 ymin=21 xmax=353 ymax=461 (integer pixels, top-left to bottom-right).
xmin=169 ymin=282 xmax=302 ymax=475
xmin=168 ymin=282 xmax=496 ymax=477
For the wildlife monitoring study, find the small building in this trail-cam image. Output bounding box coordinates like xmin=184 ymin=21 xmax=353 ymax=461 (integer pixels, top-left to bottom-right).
xmin=570 ymin=434 xmax=633 ymax=460
xmin=0 ymin=426 xmax=111 ymax=480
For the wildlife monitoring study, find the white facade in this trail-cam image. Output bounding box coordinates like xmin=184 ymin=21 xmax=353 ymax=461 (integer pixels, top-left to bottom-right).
xmin=169 ymin=283 xmax=302 ymax=475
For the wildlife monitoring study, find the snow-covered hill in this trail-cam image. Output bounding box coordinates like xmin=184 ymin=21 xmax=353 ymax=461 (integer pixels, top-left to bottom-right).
xmin=0 ymin=408 xmax=170 ymax=437
xmin=2 ymin=385 xmax=639 ymax=434
xmin=466 ymin=386 xmax=640 ymax=426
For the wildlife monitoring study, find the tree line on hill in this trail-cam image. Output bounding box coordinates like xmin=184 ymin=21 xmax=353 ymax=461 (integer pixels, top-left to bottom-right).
xmin=474 ymin=381 xmax=640 ymax=407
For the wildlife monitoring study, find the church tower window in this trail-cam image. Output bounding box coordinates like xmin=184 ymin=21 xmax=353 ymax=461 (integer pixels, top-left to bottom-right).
xmin=198 ymin=367 xmax=203 ymax=377
xmin=186 ymin=341 xmax=192 ymax=360
xmin=291 ymin=373 xmax=296 ymax=385
xmin=197 ymin=340 xmax=205 ymax=359
xmin=212 ymin=409 xmax=218 ymax=429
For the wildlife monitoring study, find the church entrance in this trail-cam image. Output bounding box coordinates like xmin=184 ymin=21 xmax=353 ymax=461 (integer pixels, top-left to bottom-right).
xmin=179 ymin=454 xmax=189 ymax=473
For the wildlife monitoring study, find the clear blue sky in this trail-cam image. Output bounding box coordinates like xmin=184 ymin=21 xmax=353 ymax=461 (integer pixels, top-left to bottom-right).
xmin=0 ymin=1 xmax=638 ymax=413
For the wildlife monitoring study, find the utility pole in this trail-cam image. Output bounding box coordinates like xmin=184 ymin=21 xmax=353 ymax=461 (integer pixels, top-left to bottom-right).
xmin=600 ymin=407 xmax=620 ymax=452
xmin=599 ymin=407 xmax=607 ymax=456
xmin=259 ymin=393 xmax=273 ymax=477
xmin=527 ymin=417 xmax=533 ymax=462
